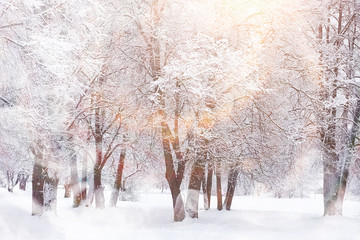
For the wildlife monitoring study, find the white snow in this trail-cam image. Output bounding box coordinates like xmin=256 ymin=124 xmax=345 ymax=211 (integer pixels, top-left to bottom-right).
xmin=1 ymin=188 xmax=359 ymax=240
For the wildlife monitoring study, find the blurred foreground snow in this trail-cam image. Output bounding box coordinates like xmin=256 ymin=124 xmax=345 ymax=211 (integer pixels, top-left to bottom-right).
xmin=0 ymin=187 xmax=359 ymax=240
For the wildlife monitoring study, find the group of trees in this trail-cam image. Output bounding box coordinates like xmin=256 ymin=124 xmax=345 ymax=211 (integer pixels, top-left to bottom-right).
xmin=0 ymin=0 xmax=359 ymax=221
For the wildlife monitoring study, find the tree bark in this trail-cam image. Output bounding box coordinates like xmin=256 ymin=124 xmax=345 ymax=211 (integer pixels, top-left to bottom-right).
xmin=18 ymin=173 xmax=29 ymax=191
xmin=224 ymin=168 xmax=239 ymax=211
xmin=32 ymin=159 xmax=45 ymax=216
xmin=161 ymin=121 xmax=185 ymax=222
xmin=94 ymin=100 xmax=105 ymax=208
xmin=333 ymin=98 xmax=360 ymax=214
xmin=94 ymin=165 xmax=104 ymax=209
xmin=64 ymin=182 xmax=71 ymax=198
xmin=323 ymin=156 xmax=338 ymax=215
xmin=169 ymin=182 xmax=185 ymax=222
xmin=110 ymin=149 xmax=126 ymax=207
xmin=216 ymin=163 xmax=223 ymax=210
xmin=201 ymin=168 xmax=208 ymax=210
xmin=205 ymin=164 xmax=213 ymax=210
xmin=186 ymin=157 xmax=205 ymax=218
xmin=6 ymin=171 xmax=15 ymax=192
xmin=81 ymin=152 xmax=87 ymax=202
xmin=162 ymin=136 xmax=185 ymax=221
xmin=321 ymin=82 xmax=339 ymax=216
xmin=44 ymin=176 xmax=59 ymax=212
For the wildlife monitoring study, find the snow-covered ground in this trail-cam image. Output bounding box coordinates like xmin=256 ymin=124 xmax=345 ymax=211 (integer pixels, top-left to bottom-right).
xmin=1 ymin=187 xmax=360 ymax=240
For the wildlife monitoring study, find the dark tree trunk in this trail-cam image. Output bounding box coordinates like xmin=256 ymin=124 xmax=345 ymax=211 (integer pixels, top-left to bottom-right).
xmin=32 ymin=162 xmax=45 ymax=216
xmin=200 ymin=163 xmax=212 ymax=210
xmin=6 ymin=171 xmax=15 ymax=192
xmin=216 ymin=164 xmax=223 ymax=211
xmin=161 ymin=121 xmax=185 ymax=222
xmin=19 ymin=174 xmax=29 ymax=191
xmin=323 ymin=158 xmax=338 ymax=215
xmin=110 ymin=149 xmax=126 ymax=207
xmin=94 ymin=97 xmax=105 ymax=208
xmin=224 ymin=168 xmax=238 ymax=211
xmin=205 ymin=164 xmax=213 ymax=210
xmin=186 ymin=158 xmax=205 ymax=218
xmin=322 ymin=99 xmax=339 ymax=216
xmin=169 ymin=182 xmax=185 ymax=222
xmin=81 ymin=153 xmax=87 ymax=202
xmin=335 ymin=167 xmax=348 ymax=214
xmin=70 ymin=153 xmax=81 ymax=208
xmin=94 ymin=165 xmax=104 ymax=208
xmin=64 ymin=182 xmax=71 ymax=198
xmin=332 ymin=98 xmax=360 ymax=215
xmin=320 ymin=69 xmax=338 ymax=216
xmin=162 ymin=135 xmax=185 ymax=222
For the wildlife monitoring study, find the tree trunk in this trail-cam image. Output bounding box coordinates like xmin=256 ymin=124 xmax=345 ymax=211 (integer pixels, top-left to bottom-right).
xmin=70 ymin=153 xmax=81 ymax=208
xmin=201 ymin=168 xmax=208 ymax=210
xmin=323 ymin=158 xmax=338 ymax=215
xmin=205 ymin=164 xmax=212 ymax=210
xmin=335 ymin=167 xmax=348 ymax=215
xmin=81 ymin=152 xmax=87 ymax=202
xmin=216 ymin=164 xmax=223 ymax=210
xmin=110 ymin=149 xmax=126 ymax=207
xmin=186 ymin=158 xmax=205 ymax=218
xmin=19 ymin=174 xmax=29 ymax=191
xmin=32 ymin=161 xmax=45 ymax=216
xmin=322 ymin=100 xmax=339 ymax=216
xmin=162 ymin=137 xmax=185 ymax=222
xmin=94 ymin=165 xmax=105 ymax=208
xmin=64 ymin=182 xmax=71 ymax=198
xmin=224 ymin=168 xmax=238 ymax=211
xmin=169 ymin=182 xmax=185 ymax=222
xmin=332 ymin=98 xmax=360 ymax=215
xmin=44 ymin=176 xmax=59 ymax=212
xmin=6 ymin=171 xmax=15 ymax=192
xmin=94 ymin=96 xmax=105 ymax=208
xmin=94 ymin=99 xmax=104 ymax=208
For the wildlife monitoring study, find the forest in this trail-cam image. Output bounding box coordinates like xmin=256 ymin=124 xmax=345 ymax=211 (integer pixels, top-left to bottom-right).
xmin=0 ymin=0 xmax=360 ymax=238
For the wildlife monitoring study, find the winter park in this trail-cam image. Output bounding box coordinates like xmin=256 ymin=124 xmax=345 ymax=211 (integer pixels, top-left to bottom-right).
xmin=1 ymin=0 xmax=360 ymax=239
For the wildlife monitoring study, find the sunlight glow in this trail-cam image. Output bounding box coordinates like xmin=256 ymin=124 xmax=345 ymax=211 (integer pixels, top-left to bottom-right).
xmin=178 ymin=0 xmax=321 ymax=137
